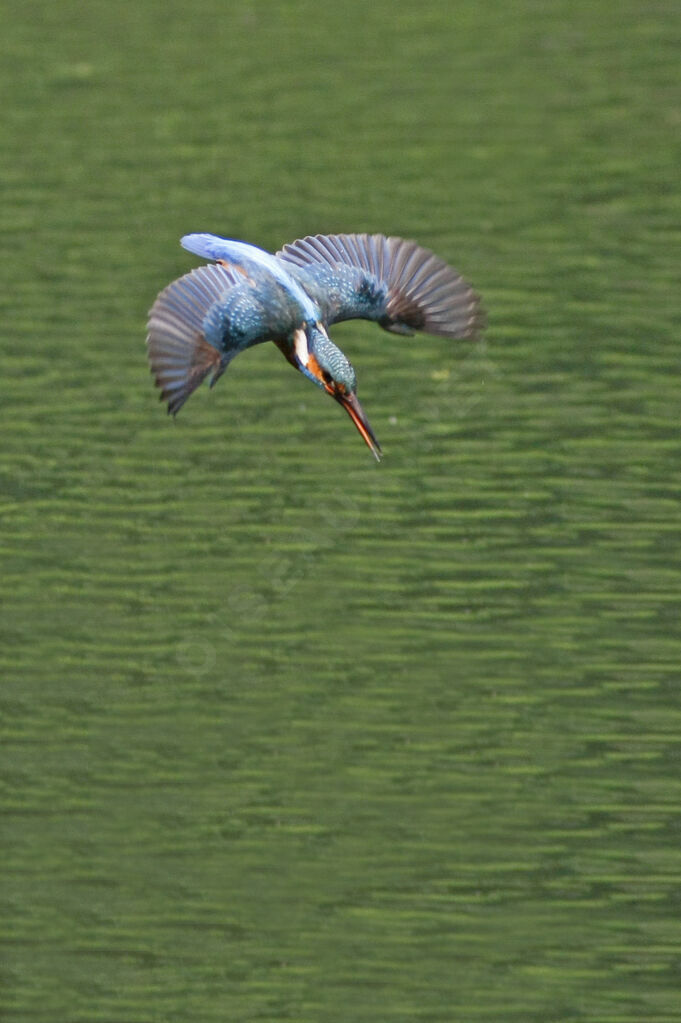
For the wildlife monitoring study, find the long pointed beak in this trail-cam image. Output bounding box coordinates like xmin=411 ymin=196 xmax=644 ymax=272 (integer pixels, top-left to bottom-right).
xmin=336 ymin=391 xmax=382 ymax=461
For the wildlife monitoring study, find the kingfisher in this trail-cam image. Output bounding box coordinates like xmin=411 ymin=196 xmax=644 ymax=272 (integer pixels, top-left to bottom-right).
xmin=147 ymin=232 xmax=484 ymax=459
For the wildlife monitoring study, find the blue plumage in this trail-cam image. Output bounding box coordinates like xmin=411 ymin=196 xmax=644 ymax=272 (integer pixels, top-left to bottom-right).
xmin=181 ymin=233 xmax=319 ymax=322
xmin=284 ymin=260 xmax=389 ymax=328
xmin=147 ymin=232 xmax=484 ymax=458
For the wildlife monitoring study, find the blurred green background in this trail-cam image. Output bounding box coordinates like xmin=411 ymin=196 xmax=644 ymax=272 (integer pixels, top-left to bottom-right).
xmin=3 ymin=1 xmax=680 ymax=1020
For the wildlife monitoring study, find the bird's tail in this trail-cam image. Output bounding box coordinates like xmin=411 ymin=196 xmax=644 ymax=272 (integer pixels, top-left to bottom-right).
xmin=147 ymin=263 xmax=238 ymax=415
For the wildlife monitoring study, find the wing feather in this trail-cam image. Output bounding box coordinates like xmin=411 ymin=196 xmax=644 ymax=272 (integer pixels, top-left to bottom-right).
xmin=147 ymin=262 xmax=243 ymax=415
xmin=277 ymin=233 xmax=484 ymax=340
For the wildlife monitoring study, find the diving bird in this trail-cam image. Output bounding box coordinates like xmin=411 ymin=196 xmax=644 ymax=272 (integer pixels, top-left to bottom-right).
xmin=147 ymin=232 xmax=484 ymax=459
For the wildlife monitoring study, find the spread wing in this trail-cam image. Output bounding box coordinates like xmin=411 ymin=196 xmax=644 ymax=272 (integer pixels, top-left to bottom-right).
xmin=276 ymin=233 xmax=485 ymax=340
xmin=147 ymin=261 xmax=279 ymax=415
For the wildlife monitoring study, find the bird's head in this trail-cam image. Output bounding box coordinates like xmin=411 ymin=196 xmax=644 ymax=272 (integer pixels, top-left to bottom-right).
xmin=286 ymin=324 xmax=382 ymax=461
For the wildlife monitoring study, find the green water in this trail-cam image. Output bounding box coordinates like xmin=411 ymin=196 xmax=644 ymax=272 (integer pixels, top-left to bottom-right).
xmin=3 ymin=2 xmax=681 ymax=1020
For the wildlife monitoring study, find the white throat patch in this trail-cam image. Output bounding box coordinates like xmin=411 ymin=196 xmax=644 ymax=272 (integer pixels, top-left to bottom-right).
xmin=292 ymin=328 xmax=309 ymax=366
